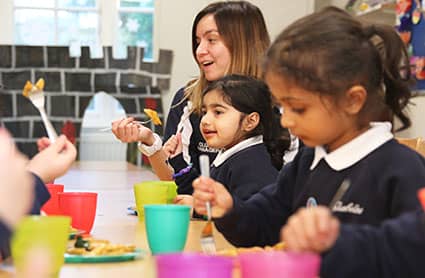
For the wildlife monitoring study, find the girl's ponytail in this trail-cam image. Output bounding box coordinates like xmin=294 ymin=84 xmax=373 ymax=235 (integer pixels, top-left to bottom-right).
xmin=263 ymin=107 xmax=290 ymax=170
xmin=364 ymin=24 xmax=412 ymax=130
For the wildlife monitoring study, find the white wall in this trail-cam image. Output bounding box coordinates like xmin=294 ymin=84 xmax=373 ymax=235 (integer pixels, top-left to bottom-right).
xmin=395 ymin=96 xmax=425 ymax=139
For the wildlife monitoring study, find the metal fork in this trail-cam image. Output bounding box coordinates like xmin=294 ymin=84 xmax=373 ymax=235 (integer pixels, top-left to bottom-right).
xmin=98 ymin=119 xmax=152 ymax=132
xmin=199 ymin=155 xmax=216 ymax=254
xmin=24 ymin=85 xmax=58 ymax=142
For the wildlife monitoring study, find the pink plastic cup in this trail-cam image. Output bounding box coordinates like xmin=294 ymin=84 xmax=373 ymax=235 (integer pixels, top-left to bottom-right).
xmin=156 ymin=253 xmax=233 ymax=278
xmin=58 ymin=192 xmax=97 ymax=233
xmin=239 ymin=251 xmax=321 ymax=278
xmin=41 ymin=184 xmax=64 ymax=215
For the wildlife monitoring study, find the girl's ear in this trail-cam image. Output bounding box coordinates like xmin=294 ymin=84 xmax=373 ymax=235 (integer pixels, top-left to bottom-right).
xmin=344 ymin=85 xmax=367 ymax=115
xmin=243 ymin=112 xmax=260 ymax=132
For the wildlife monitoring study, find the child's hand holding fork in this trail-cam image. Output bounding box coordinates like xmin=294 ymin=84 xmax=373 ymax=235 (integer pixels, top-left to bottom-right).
xmin=192 ymin=176 xmax=233 ymax=218
xmin=280 ymin=206 xmax=340 ymax=253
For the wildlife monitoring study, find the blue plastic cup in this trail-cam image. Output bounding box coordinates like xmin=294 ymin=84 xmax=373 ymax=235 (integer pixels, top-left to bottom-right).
xmin=144 ymin=204 xmax=190 ymax=254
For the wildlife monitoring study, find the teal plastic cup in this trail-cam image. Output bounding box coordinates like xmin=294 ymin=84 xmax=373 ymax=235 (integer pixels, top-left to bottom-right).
xmin=144 ymin=204 xmax=190 ymax=254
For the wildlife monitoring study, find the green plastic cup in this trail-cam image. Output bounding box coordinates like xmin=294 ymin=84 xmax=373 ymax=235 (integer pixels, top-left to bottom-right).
xmin=164 ymin=181 xmax=178 ymax=204
xmin=11 ymin=215 xmax=71 ymax=277
xmin=134 ymin=181 xmax=170 ymax=221
xmin=144 ymin=204 xmax=190 ymax=254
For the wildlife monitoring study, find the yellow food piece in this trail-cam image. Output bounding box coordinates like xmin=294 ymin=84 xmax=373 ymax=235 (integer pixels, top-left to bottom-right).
xmin=144 ymin=108 xmax=162 ymax=125
xmin=35 ymin=78 xmax=45 ymax=90
xmin=359 ymin=2 xmax=369 ymax=11
xmin=66 ymin=238 xmax=136 ymax=256
xmin=22 ymin=81 xmax=33 ymax=98
xmin=217 ymin=241 xmax=286 ymax=257
xmin=22 ymin=78 xmax=45 ymax=98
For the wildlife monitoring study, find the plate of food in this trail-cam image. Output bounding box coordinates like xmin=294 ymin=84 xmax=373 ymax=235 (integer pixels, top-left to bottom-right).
xmin=69 ymin=227 xmax=85 ymax=240
xmin=65 ymin=236 xmax=146 ymax=263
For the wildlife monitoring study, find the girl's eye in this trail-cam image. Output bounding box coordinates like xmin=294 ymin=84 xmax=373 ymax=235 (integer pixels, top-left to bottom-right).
xmin=291 ymin=108 xmax=305 ymax=114
xmin=200 ymin=109 xmax=207 ymax=116
xmin=277 ymin=105 xmax=284 ymax=114
xmin=214 ymin=109 xmax=223 ymax=116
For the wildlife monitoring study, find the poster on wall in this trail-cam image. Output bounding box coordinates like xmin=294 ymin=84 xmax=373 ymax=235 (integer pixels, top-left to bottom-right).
xmin=397 ymin=0 xmax=425 ymax=93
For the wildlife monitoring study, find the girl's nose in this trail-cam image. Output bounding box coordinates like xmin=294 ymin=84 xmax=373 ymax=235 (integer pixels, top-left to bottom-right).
xmin=280 ymin=113 xmax=294 ymax=128
xmin=200 ymin=112 xmax=211 ymax=126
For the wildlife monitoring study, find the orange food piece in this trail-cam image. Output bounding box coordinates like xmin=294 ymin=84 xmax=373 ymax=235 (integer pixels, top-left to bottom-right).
xmin=22 ymin=81 xmax=33 ymax=98
xmin=35 ymin=78 xmax=45 ymax=90
xmin=22 ymin=78 xmax=45 ymax=98
xmin=144 ymin=108 xmax=162 ymax=125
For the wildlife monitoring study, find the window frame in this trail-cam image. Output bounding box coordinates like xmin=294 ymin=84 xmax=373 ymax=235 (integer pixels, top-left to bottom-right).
xmin=11 ymin=0 xmax=157 ymax=60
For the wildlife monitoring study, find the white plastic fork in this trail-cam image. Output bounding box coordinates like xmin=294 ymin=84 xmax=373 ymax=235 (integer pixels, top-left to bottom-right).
xmin=99 ymin=119 xmax=152 ymax=132
xmin=199 ymin=155 xmax=216 ymax=254
xmin=25 ymin=88 xmax=58 ymax=142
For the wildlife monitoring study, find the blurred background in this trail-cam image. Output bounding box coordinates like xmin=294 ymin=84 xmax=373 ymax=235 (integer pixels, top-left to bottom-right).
xmin=0 ymin=0 xmax=423 ymax=164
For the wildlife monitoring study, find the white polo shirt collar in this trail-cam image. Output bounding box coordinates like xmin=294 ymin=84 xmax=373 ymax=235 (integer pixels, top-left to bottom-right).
xmin=212 ymin=135 xmax=263 ymax=167
xmin=310 ymin=122 xmax=393 ymax=171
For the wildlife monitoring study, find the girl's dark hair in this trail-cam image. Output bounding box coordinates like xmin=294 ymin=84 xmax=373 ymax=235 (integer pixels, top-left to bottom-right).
xmin=264 ymin=6 xmax=412 ymax=130
xmin=203 ymin=74 xmax=289 ymax=170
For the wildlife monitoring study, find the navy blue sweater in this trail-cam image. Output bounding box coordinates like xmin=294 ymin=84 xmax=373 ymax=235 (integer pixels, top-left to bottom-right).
xmin=164 ymin=88 xmax=218 ymax=194
xmin=215 ymin=139 xmax=425 ymax=247
xmin=321 ymin=210 xmax=425 ymax=278
xmin=170 ymin=143 xmax=278 ymax=200
xmin=0 ymin=174 xmax=50 ymax=259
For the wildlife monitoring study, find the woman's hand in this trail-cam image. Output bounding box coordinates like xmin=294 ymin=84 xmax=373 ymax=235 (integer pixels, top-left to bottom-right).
xmin=280 ymin=206 xmax=340 ymax=253
xmin=192 ymin=176 xmax=233 ymax=218
xmin=111 ymin=117 xmax=155 ymax=145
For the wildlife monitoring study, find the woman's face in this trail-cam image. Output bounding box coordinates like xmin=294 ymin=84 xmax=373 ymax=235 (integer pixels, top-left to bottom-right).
xmin=195 ymin=14 xmax=232 ymax=81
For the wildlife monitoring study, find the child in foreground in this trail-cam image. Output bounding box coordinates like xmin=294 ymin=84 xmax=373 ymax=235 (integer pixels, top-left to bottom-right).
xmin=192 ymin=6 xmax=425 ymax=247
xmin=281 ymin=204 xmax=425 ymax=278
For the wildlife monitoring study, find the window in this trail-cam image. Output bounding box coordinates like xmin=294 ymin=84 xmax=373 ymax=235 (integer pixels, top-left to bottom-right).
xmin=117 ymin=0 xmax=154 ymax=59
xmin=13 ymin=0 xmax=155 ymax=60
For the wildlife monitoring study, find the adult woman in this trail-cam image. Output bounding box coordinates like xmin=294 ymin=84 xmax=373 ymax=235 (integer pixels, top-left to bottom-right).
xmin=112 ymin=1 xmax=288 ymax=193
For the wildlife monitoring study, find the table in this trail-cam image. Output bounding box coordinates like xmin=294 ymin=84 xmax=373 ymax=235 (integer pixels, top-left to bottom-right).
xmin=0 ymin=161 xmax=234 ymax=277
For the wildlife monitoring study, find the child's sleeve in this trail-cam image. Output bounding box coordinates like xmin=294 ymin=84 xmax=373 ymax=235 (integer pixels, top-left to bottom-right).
xmin=321 ymin=210 xmax=425 ymax=278
xmin=0 ymin=220 xmax=12 ymax=260
xmin=168 ymin=153 xmax=198 ymax=195
xmin=386 ymin=153 xmax=425 ymax=216
xmin=214 ymin=162 xmax=297 ymax=247
xmin=29 ymin=173 xmax=51 ymax=215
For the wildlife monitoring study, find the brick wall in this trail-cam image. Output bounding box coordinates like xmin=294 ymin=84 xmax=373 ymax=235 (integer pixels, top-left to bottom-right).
xmin=0 ymin=45 xmax=173 ymax=159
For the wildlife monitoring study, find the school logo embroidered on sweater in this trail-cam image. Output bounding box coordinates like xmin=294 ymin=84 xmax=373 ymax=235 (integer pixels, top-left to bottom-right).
xmin=331 ymin=201 xmax=364 ymax=215
xmin=197 ymin=142 xmax=220 ymax=153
